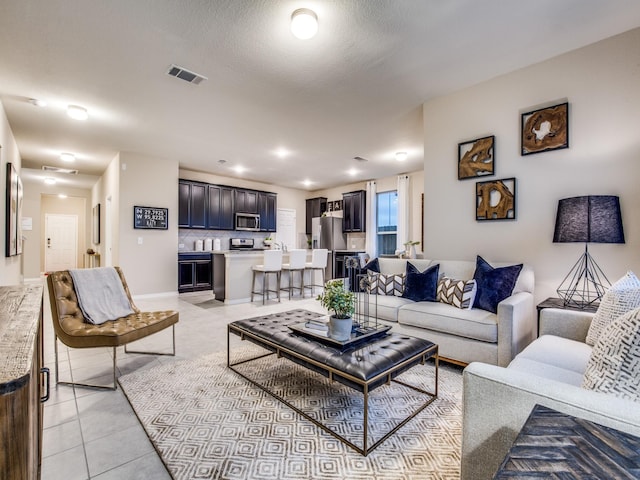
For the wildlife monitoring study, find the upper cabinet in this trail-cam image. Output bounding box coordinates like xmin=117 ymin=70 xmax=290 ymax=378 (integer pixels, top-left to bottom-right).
xmin=179 ymin=180 xmax=276 ymax=231
xmin=342 ymin=190 xmax=366 ymax=233
xmin=258 ymin=192 xmax=277 ymax=232
xmin=178 ymin=180 xmax=207 ymax=228
xmin=234 ymin=188 xmax=259 ymax=214
xmin=305 ymin=197 xmax=327 ymax=234
xmin=207 ymin=184 xmax=234 ymax=230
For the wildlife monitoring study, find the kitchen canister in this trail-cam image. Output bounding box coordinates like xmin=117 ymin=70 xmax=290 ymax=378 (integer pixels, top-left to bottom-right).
xmin=204 ymin=238 xmax=213 ymax=251
xmin=213 ymin=238 xmax=221 ymax=251
xmin=195 ymin=240 xmax=204 ymax=251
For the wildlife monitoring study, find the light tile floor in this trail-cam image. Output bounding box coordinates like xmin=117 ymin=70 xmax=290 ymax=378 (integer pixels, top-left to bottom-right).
xmin=41 ymin=286 xmax=325 ymax=480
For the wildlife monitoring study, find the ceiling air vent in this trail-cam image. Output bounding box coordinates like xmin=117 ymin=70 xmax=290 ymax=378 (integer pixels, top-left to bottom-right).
xmin=42 ymin=165 xmax=78 ymax=175
xmin=353 ymin=156 xmax=368 ymax=162
xmin=167 ymin=64 xmax=208 ymax=85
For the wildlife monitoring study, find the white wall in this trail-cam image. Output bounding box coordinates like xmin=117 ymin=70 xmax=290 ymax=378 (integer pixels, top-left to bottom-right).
xmin=0 ymin=102 xmax=22 ymax=285
xmin=423 ymin=28 xmax=640 ymax=302
xmin=116 ymin=153 xmax=179 ymax=295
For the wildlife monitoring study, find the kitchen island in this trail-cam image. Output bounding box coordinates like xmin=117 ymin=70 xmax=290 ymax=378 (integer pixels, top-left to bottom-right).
xmin=212 ymin=250 xmax=319 ymax=304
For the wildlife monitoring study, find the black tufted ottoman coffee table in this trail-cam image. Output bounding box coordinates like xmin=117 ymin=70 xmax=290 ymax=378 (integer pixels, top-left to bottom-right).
xmin=227 ymin=309 xmax=438 ymax=455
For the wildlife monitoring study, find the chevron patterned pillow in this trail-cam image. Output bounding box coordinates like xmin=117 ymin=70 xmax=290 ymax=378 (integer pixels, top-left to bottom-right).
xmin=367 ymin=272 xmax=405 ymax=296
xmin=586 ymin=271 xmax=640 ymax=346
xmin=437 ymin=277 xmax=477 ymax=309
xmin=582 ymin=306 xmax=640 ymax=402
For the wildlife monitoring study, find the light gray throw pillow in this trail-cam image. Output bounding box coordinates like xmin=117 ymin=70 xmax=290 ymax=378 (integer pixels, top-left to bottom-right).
xmin=582 ymin=306 xmax=640 ymax=402
xmin=585 ymin=271 xmax=640 ymax=346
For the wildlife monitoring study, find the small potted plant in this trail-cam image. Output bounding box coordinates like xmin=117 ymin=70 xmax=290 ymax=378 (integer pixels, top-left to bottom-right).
xmin=403 ymin=240 xmax=420 ymax=259
xmin=263 ymin=236 xmax=273 ymax=247
xmin=316 ymin=279 xmax=355 ymax=341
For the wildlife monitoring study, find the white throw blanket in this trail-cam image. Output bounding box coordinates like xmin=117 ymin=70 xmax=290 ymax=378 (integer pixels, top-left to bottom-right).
xmin=69 ymin=267 xmax=135 ymax=325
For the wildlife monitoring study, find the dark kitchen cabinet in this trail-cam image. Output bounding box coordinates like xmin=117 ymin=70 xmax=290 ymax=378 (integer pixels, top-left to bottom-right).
xmin=234 ymin=188 xmax=259 ymax=214
xmin=207 ymin=184 xmax=234 ymax=230
xmin=178 ymin=253 xmax=212 ymax=293
xmin=342 ymin=190 xmax=366 ymax=233
xmin=178 ymin=180 xmax=207 ymax=228
xmin=305 ymin=197 xmax=327 ymax=234
xmin=258 ymin=192 xmax=277 ymax=232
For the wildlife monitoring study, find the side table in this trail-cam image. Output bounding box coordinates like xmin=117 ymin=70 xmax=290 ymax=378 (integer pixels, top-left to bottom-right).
xmin=536 ymin=297 xmax=597 ymax=337
xmin=493 ymin=404 xmax=640 ymax=478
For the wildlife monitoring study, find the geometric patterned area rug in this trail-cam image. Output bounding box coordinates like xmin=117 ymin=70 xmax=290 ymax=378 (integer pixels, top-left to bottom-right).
xmin=119 ymin=328 xmax=463 ymax=479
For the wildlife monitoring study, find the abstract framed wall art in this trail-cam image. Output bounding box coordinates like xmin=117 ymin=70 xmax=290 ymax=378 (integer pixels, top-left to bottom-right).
xmin=5 ymin=162 xmax=18 ymax=256
xmin=521 ymin=102 xmax=569 ymax=155
xmin=476 ymin=177 xmax=516 ymax=221
xmin=458 ymin=135 xmax=495 ymax=180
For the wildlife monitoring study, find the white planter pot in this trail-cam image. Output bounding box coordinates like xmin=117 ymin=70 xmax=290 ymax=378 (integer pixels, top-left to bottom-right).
xmin=329 ymin=316 xmax=352 ymax=341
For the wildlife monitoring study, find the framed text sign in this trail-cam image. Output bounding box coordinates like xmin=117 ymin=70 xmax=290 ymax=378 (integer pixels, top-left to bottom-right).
xmin=134 ymin=206 xmax=168 ymax=230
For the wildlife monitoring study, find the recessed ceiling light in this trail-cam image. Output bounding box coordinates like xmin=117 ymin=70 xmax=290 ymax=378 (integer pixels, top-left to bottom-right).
xmin=395 ymin=151 xmax=408 ymax=161
xmin=348 ymin=168 xmax=358 ymax=176
xmin=234 ymin=166 xmax=246 ymax=174
xmin=60 ymin=153 xmax=76 ymax=162
xmin=291 ymin=8 xmax=318 ymax=40
xmin=29 ymin=98 xmax=47 ymax=107
xmin=302 ymin=179 xmax=313 ymax=187
xmin=67 ymin=104 xmax=88 ymax=120
xmin=44 ymin=177 xmax=57 ymax=185
xmin=58 ymin=194 xmax=67 ymax=199
xmin=275 ymin=148 xmax=290 ymax=159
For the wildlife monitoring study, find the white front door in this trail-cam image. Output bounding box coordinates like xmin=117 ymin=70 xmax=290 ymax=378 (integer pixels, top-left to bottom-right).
xmin=45 ymin=214 xmax=78 ymax=271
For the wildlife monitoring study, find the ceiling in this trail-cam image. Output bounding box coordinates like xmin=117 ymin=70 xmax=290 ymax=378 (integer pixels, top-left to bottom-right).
xmin=1 ymin=1 xmax=640 ymax=192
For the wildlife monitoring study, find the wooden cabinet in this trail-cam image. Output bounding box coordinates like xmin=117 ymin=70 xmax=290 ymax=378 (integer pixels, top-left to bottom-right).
xmin=178 ymin=180 xmax=207 ymax=228
xmin=342 ymin=190 xmax=366 ymax=233
xmin=0 ymin=284 xmax=46 ymax=480
xmin=178 ymin=253 xmax=212 ymax=292
xmin=207 ymin=185 xmax=234 ymax=230
xmin=258 ymin=192 xmax=277 ymax=232
xmin=305 ymin=197 xmax=327 ymax=234
xmin=234 ymin=188 xmax=259 ymax=214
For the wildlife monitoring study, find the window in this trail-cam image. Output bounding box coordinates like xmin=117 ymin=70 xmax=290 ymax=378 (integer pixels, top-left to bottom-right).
xmin=377 ymin=191 xmax=397 ymax=256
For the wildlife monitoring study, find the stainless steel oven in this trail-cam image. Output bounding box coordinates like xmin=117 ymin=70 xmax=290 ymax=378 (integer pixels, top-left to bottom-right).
xmin=235 ymin=213 xmax=260 ymax=231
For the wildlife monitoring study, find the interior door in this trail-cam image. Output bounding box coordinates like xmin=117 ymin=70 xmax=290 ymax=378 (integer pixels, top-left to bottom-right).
xmin=45 ymin=214 xmax=78 ymax=271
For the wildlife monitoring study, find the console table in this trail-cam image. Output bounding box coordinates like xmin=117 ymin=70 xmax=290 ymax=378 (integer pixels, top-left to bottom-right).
xmin=493 ymin=404 xmax=640 ymax=478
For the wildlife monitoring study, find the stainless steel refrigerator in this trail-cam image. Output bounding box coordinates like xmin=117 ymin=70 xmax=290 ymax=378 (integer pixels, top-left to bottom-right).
xmin=311 ymin=216 xmax=346 ymax=279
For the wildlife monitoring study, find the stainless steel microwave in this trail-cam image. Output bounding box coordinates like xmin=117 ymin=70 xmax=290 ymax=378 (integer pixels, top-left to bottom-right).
xmin=235 ymin=213 xmax=260 ymax=231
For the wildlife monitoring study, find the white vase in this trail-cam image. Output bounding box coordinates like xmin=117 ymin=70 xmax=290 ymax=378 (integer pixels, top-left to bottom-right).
xmin=410 ymin=245 xmax=417 ymax=259
xmin=329 ymin=316 xmax=352 ymax=341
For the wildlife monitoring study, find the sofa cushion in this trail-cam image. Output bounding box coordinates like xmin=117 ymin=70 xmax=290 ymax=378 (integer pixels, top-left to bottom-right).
xmin=582 ymin=306 xmax=640 ymax=402
xmin=355 ymin=292 xmax=413 ymax=323
xmin=402 ymin=263 xmax=439 ymax=302
xmin=367 ymin=272 xmax=405 ymax=296
xmin=437 ymin=277 xmax=477 ymax=309
xmin=473 ymin=256 xmax=523 ymax=313
xmin=398 ymin=302 xmax=497 ymax=343
xmin=508 ymin=357 xmax=586 ymax=387
xmin=585 ymin=271 xmax=640 ymax=346
xmin=512 ymin=335 xmax=592 ymax=375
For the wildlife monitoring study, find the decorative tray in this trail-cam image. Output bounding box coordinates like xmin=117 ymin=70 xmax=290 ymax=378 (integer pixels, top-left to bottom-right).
xmin=288 ymin=319 xmax=391 ymax=348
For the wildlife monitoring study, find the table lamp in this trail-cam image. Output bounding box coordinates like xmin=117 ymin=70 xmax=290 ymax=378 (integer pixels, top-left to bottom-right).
xmin=553 ymin=195 xmax=624 ymax=308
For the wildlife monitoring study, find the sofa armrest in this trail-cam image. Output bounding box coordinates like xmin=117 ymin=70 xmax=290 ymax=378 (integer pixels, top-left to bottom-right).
xmin=496 ymin=291 xmax=535 ymax=367
xmin=461 ymin=362 xmax=640 ymax=480
xmin=539 ymin=307 xmax=594 ymax=342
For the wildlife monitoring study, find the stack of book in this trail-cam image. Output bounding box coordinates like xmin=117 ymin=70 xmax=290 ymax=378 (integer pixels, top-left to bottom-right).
xmin=305 ymin=317 xmax=329 ymax=336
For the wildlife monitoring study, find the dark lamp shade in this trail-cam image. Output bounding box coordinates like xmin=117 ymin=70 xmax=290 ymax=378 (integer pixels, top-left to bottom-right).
xmin=553 ymin=195 xmax=625 ymax=244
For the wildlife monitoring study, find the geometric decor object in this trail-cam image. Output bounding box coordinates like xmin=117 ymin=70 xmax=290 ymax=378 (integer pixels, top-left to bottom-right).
xmin=458 ymin=135 xmax=495 ymax=180
xmin=553 ymin=195 xmax=625 ymax=309
xmin=521 ymin=102 xmax=569 ymax=155
xmin=476 ymin=177 xmax=516 ymax=221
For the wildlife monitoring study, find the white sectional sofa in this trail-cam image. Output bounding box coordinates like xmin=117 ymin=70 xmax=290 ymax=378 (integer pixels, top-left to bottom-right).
xmin=359 ymin=257 xmax=536 ymax=367
xmin=461 ymin=307 xmax=640 ymax=480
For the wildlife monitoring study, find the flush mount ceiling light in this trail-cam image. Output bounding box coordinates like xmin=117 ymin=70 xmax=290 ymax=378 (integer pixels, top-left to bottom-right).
xmin=395 ymin=151 xmax=408 ymax=161
xmin=44 ymin=177 xmax=57 ymax=185
xmin=60 ymin=153 xmax=76 ymax=162
xmin=291 ymin=8 xmax=318 ymax=39
xmin=67 ymin=104 xmax=88 ymax=120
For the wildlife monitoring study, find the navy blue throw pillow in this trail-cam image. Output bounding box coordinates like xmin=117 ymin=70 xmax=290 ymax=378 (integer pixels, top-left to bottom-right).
xmin=472 ymin=256 xmax=523 ymax=313
xmin=362 ymin=257 xmax=380 ymax=273
xmin=402 ymin=263 xmax=440 ymax=302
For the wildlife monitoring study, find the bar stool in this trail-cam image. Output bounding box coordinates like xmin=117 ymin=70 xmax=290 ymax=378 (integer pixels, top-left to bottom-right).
xmin=280 ymin=249 xmax=307 ymax=299
xmin=304 ymin=248 xmax=328 ymax=296
xmin=251 ymin=250 xmax=283 ymax=304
